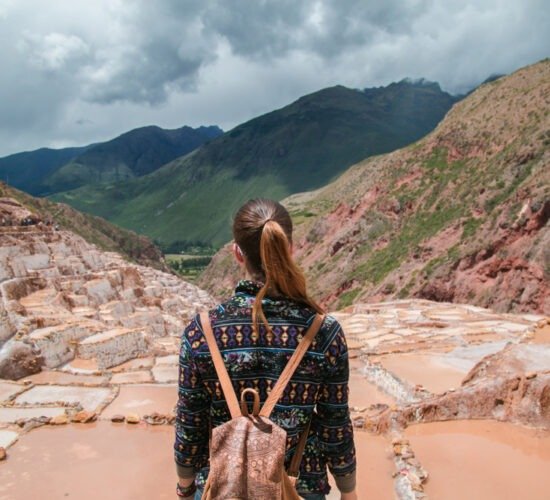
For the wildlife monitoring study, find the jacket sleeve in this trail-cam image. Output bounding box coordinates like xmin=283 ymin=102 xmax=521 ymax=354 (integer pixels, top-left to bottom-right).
xmin=316 ymin=319 xmax=357 ymax=492
xmin=174 ymin=316 xmax=211 ymax=478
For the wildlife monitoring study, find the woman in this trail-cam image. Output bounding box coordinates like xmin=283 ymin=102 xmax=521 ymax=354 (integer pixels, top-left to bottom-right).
xmin=174 ymin=199 xmax=357 ymax=499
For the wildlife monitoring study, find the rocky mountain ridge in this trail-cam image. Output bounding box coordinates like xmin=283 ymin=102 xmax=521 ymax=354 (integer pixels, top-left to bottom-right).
xmin=199 ymin=59 xmax=550 ymax=314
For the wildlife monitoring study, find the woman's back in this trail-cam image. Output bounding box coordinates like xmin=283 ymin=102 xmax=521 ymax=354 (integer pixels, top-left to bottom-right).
xmin=174 ymin=199 xmax=356 ymax=499
xmin=175 ymin=280 xmax=356 ymax=496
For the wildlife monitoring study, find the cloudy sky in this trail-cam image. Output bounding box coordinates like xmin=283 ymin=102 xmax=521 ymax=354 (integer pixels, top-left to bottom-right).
xmin=0 ymin=0 xmax=548 ymax=157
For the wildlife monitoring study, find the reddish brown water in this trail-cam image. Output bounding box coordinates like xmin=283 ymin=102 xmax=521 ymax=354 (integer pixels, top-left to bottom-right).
xmin=349 ymin=373 xmax=396 ymax=408
xmin=405 ymin=420 xmax=550 ymax=500
xmin=348 ymin=358 xmax=395 ymax=408
xmin=375 ymin=352 xmax=467 ymax=393
xmin=0 ymin=423 xmax=394 ymax=500
xmin=0 ymin=422 xmax=174 ymax=500
xmin=110 ymin=371 xmax=153 ymax=384
xmin=101 ymin=384 xmax=177 ymax=419
xmin=340 ymin=432 xmax=394 ymax=499
xmin=23 ymin=371 xmax=109 ymax=386
xmin=111 ymin=357 xmax=155 ymax=372
xmin=0 ymin=381 xmax=23 ymax=402
xmin=64 ymin=358 xmax=100 ymax=371
xmin=533 ymin=324 xmax=550 ymax=344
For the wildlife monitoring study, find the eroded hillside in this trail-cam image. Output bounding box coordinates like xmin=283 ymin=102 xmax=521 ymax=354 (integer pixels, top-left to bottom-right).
xmin=0 ymin=182 xmax=166 ymax=271
xmin=0 ymin=196 xmax=214 ymax=379
xmin=199 ymin=60 xmax=550 ymax=314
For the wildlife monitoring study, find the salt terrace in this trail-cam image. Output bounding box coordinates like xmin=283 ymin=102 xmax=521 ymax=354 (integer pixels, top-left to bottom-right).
xmin=0 ymin=297 xmax=548 ymax=499
xmin=0 ymin=199 xmax=549 ymax=499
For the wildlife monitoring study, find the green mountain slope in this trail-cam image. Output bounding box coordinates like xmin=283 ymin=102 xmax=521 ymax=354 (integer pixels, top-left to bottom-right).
xmin=52 ymin=80 xmax=459 ymax=249
xmin=41 ymin=125 xmax=223 ymax=193
xmin=0 ymin=146 xmax=89 ymax=195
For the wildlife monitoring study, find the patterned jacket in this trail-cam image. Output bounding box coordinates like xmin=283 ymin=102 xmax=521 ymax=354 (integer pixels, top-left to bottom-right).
xmin=174 ymin=280 xmax=356 ymax=495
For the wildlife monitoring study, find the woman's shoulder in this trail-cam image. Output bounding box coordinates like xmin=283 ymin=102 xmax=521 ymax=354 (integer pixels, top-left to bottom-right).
xmin=316 ymin=313 xmax=346 ymax=349
xmin=181 ymin=298 xmax=244 ymax=344
xmin=321 ymin=313 xmax=343 ymax=331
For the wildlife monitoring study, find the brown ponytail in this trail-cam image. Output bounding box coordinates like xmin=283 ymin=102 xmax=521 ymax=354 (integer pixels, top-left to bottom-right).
xmin=232 ymin=199 xmax=323 ymax=334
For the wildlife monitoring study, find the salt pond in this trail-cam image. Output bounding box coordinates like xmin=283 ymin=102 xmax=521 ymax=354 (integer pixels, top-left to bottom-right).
xmin=405 ymin=420 xmax=550 ymax=500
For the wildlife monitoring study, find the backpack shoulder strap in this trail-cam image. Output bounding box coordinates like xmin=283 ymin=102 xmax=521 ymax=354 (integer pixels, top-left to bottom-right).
xmin=287 ymin=418 xmax=312 ymax=478
xmin=199 ymin=312 xmax=241 ymax=419
xmin=260 ymin=314 xmax=325 ymax=418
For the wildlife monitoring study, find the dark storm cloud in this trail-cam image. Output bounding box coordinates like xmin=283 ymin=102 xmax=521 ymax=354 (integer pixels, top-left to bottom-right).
xmin=203 ymin=0 xmax=432 ymax=59
xmin=81 ymin=0 xmax=216 ymax=105
xmin=202 ymin=0 xmax=311 ymax=58
xmin=0 ymin=0 xmax=548 ymax=156
xmin=83 ymin=38 xmax=205 ymax=105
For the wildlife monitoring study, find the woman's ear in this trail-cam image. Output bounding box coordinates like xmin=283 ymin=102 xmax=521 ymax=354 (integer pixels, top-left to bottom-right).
xmin=233 ymin=243 xmax=245 ymax=264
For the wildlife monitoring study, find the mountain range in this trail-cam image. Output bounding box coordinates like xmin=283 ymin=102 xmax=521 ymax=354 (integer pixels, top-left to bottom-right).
xmin=46 ymin=80 xmax=459 ymax=249
xmin=0 ymin=146 xmax=90 ymax=195
xmin=1 ymin=60 xmax=547 ymax=314
xmin=0 ymin=125 xmax=223 ymax=196
xmin=198 ymin=60 xmax=550 ymax=314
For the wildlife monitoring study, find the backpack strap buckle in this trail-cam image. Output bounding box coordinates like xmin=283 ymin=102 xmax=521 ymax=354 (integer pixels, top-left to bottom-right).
xmin=240 ymin=387 xmax=261 ymax=416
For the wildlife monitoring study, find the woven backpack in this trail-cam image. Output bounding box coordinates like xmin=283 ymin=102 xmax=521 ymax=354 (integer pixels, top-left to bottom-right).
xmin=200 ymin=312 xmax=325 ymax=500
